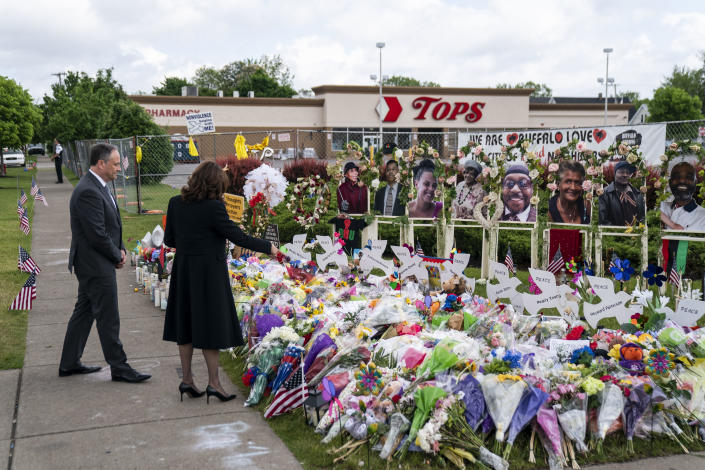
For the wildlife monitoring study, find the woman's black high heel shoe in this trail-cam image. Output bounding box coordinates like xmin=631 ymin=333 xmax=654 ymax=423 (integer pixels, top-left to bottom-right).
xmin=206 ymin=385 xmax=236 ymax=404
xmin=179 ymin=382 xmax=205 ymax=401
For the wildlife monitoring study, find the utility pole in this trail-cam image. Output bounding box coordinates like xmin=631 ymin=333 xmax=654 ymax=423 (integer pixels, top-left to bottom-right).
xmin=51 ymin=72 xmax=66 ymax=87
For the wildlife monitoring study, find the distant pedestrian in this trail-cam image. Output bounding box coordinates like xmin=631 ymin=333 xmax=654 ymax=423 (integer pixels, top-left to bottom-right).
xmin=59 ymin=143 xmax=151 ymax=383
xmin=52 ymin=138 xmax=64 ymax=183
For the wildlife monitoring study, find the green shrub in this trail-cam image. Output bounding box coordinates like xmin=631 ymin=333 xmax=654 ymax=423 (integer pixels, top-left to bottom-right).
xmin=139 ymin=136 xmax=174 ymax=184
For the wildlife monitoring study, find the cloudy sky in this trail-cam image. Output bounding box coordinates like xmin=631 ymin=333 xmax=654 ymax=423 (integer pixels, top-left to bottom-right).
xmin=3 ymin=0 xmax=705 ymax=102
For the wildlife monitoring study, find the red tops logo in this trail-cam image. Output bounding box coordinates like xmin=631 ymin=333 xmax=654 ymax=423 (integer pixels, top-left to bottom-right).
xmin=382 ymin=96 xmax=485 ymax=123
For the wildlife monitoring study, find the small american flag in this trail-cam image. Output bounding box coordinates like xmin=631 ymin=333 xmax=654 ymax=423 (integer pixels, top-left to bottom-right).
xmin=18 ymin=246 xmax=40 ymax=274
xmin=16 ymin=200 xmax=24 ymax=217
xmin=9 ymin=270 xmax=37 ymax=310
xmin=504 ymin=246 xmax=516 ymax=274
xmin=415 ymin=242 xmax=425 ymax=256
xmin=30 ymin=177 xmax=39 ymax=196
xmin=669 ymin=267 xmax=681 ymax=290
xmin=19 ymin=209 xmax=30 ymax=235
xmin=34 ymin=189 xmax=48 ymax=206
xmin=122 ymin=154 xmax=129 ymax=171
xmin=547 ymin=246 xmax=564 ymax=274
xmin=19 ymin=189 xmax=27 ymax=205
xmin=608 ymin=253 xmax=617 ymax=270
xmin=263 ymin=365 xmax=309 ymax=419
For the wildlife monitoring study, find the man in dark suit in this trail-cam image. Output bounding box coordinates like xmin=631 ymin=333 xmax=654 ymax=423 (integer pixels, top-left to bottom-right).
xmin=59 ymin=143 xmax=150 ymax=383
xmin=374 ymin=159 xmax=405 ymax=216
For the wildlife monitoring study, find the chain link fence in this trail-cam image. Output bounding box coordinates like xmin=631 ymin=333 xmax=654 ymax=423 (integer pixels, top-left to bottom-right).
xmin=63 ymin=120 xmax=705 ymax=214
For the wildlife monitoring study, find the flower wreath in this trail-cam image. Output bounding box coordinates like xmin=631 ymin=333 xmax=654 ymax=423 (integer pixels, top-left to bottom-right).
xmin=655 ymin=139 xmax=705 ymax=206
xmin=332 ymin=141 xmax=381 ymax=190
xmin=404 ymin=141 xmax=460 ymax=220
xmin=286 ymin=175 xmax=331 ymax=230
xmin=464 ymin=139 xmax=542 ymax=227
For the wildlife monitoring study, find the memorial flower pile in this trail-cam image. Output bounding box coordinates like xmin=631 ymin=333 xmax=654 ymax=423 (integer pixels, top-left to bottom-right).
xmin=135 ymin=238 xmax=705 ymax=468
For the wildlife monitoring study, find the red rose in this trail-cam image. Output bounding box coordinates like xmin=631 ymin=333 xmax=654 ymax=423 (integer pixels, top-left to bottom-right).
xmin=565 ymin=326 xmax=585 ymax=341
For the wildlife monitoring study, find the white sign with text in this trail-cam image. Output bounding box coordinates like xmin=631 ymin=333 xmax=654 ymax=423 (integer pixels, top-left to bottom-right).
xmin=282 ymin=234 xmax=311 ymax=263
xmin=185 ymin=112 xmax=216 ymax=135
xmin=359 ymin=240 xmax=394 ymax=276
xmin=315 ymin=236 xmax=348 ymax=271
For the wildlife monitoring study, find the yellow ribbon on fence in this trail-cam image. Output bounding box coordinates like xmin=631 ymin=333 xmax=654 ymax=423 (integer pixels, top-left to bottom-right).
xmin=234 ymin=135 xmax=248 ymax=160
xmin=247 ymin=136 xmax=269 ymax=151
xmin=135 ymin=145 xmax=143 ymax=164
xmin=188 ymin=137 xmax=199 ymax=157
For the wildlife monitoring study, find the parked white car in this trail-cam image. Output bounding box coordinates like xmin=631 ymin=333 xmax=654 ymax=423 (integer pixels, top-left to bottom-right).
xmin=2 ymin=149 xmax=25 ymax=167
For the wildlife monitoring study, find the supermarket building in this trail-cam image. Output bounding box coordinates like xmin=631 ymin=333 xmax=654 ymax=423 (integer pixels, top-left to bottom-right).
xmin=130 ymin=85 xmax=633 ymax=158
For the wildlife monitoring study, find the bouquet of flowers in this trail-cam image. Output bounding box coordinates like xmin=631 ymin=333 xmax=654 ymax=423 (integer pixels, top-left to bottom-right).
xmin=480 ymin=374 xmax=527 ymax=451
xmin=595 ymin=383 xmax=625 ymax=453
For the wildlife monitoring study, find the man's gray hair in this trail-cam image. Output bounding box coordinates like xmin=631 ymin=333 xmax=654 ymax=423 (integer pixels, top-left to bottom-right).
xmin=89 ymin=143 xmax=117 ymax=166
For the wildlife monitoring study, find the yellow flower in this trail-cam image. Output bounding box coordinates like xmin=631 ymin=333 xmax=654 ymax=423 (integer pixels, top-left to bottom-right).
xmin=497 ymin=374 xmax=522 ymax=382
xmin=329 ymin=326 xmax=339 ymax=338
xmin=638 ymin=333 xmax=654 ymax=344
xmin=608 ymin=344 xmax=621 ymax=360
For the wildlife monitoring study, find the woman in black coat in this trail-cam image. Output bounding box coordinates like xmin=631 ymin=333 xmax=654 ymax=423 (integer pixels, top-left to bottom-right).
xmin=163 ymin=161 xmax=280 ymax=403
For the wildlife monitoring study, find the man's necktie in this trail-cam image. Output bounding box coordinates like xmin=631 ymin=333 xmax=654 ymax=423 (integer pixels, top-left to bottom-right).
xmin=103 ymin=185 xmax=116 ymax=209
xmin=384 ymin=187 xmax=394 ymax=215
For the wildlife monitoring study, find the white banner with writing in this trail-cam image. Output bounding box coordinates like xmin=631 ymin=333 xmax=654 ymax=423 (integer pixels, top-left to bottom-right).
xmin=459 ymin=123 xmax=666 ymax=165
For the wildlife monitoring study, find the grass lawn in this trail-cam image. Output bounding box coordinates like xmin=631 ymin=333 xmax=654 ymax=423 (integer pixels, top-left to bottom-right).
xmin=0 ymin=167 xmax=37 ymax=369
xmin=220 ymin=352 xmax=705 ymax=470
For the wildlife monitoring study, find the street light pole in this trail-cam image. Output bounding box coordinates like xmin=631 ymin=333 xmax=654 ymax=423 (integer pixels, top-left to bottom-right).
xmin=376 ymin=42 xmax=385 ymax=151
xmin=603 ymin=48 xmax=613 ymax=126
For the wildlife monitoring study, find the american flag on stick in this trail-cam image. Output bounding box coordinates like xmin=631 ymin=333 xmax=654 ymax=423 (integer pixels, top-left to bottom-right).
xmin=669 ymin=267 xmax=681 ymax=291
xmin=9 ymin=270 xmax=37 ymax=310
xmin=19 ymin=189 xmax=27 ymax=205
xmin=415 ymin=242 xmax=424 ymax=257
xmin=547 ymin=246 xmax=564 ymax=274
xmin=16 ymin=200 xmax=24 ymax=217
xmin=263 ymin=365 xmax=309 ymax=419
xmin=34 ymin=189 xmax=48 ymax=206
xmin=122 ymin=154 xmax=129 ymax=171
xmin=608 ymin=253 xmax=617 ymax=271
xmin=19 ymin=209 xmax=30 ymax=235
xmin=18 ymin=246 xmax=40 ymax=274
xmin=504 ymin=245 xmax=516 ymax=274
xmin=30 ymin=177 xmax=39 ymax=196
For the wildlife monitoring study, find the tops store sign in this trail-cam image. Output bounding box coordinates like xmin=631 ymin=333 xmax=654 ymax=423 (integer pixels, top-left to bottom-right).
xmin=380 ymin=96 xmax=485 ymax=123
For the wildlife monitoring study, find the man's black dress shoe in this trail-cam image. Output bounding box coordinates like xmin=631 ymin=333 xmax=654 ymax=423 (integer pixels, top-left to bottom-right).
xmin=58 ymin=363 xmax=102 ymax=377
xmin=111 ymin=368 xmax=151 ymax=383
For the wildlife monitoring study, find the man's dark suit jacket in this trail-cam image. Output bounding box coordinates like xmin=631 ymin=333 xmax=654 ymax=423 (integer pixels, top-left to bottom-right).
xmin=68 ymin=172 xmax=125 ymax=277
xmin=374 ymin=184 xmax=405 ymax=216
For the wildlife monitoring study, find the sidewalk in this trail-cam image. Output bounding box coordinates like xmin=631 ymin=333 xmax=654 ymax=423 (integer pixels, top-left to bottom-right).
xmin=5 ymin=159 xmax=302 ymax=469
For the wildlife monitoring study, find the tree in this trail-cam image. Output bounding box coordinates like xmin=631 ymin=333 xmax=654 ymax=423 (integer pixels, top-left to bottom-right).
xmin=620 ymin=90 xmax=649 ymax=109
xmin=496 ymin=81 xmax=552 ymax=97
xmin=0 ymin=76 xmax=41 ymax=176
xmin=647 ymin=86 xmax=703 ymax=124
xmin=152 ymin=77 xmax=192 ymax=95
xmin=236 ymin=68 xmax=296 ymax=98
xmin=191 ymin=56 xmax=296 ymax=97
xmin=192 ymin=66 xmax=223 ymax=91
xmin=382 ymin=75 xmax=441 ymax=87
xmin=662 ymin=61 xmax=705 ymax=113
xmin=39 ymin=68 xmax=173 ymax=181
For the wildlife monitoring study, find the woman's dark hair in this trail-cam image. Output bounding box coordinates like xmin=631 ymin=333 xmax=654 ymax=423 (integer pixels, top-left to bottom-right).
xmin=558 ymin=159 xmax=586 ymax=180
xmin=413 ymin=159 xmax=435 ymax=183
xmin=181 ymin=161 xmax=228 ymax=203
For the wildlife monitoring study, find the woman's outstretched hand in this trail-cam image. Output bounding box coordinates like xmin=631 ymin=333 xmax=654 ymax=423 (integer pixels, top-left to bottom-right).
xmin=271 ymin=245 xmax=288 ymax=263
